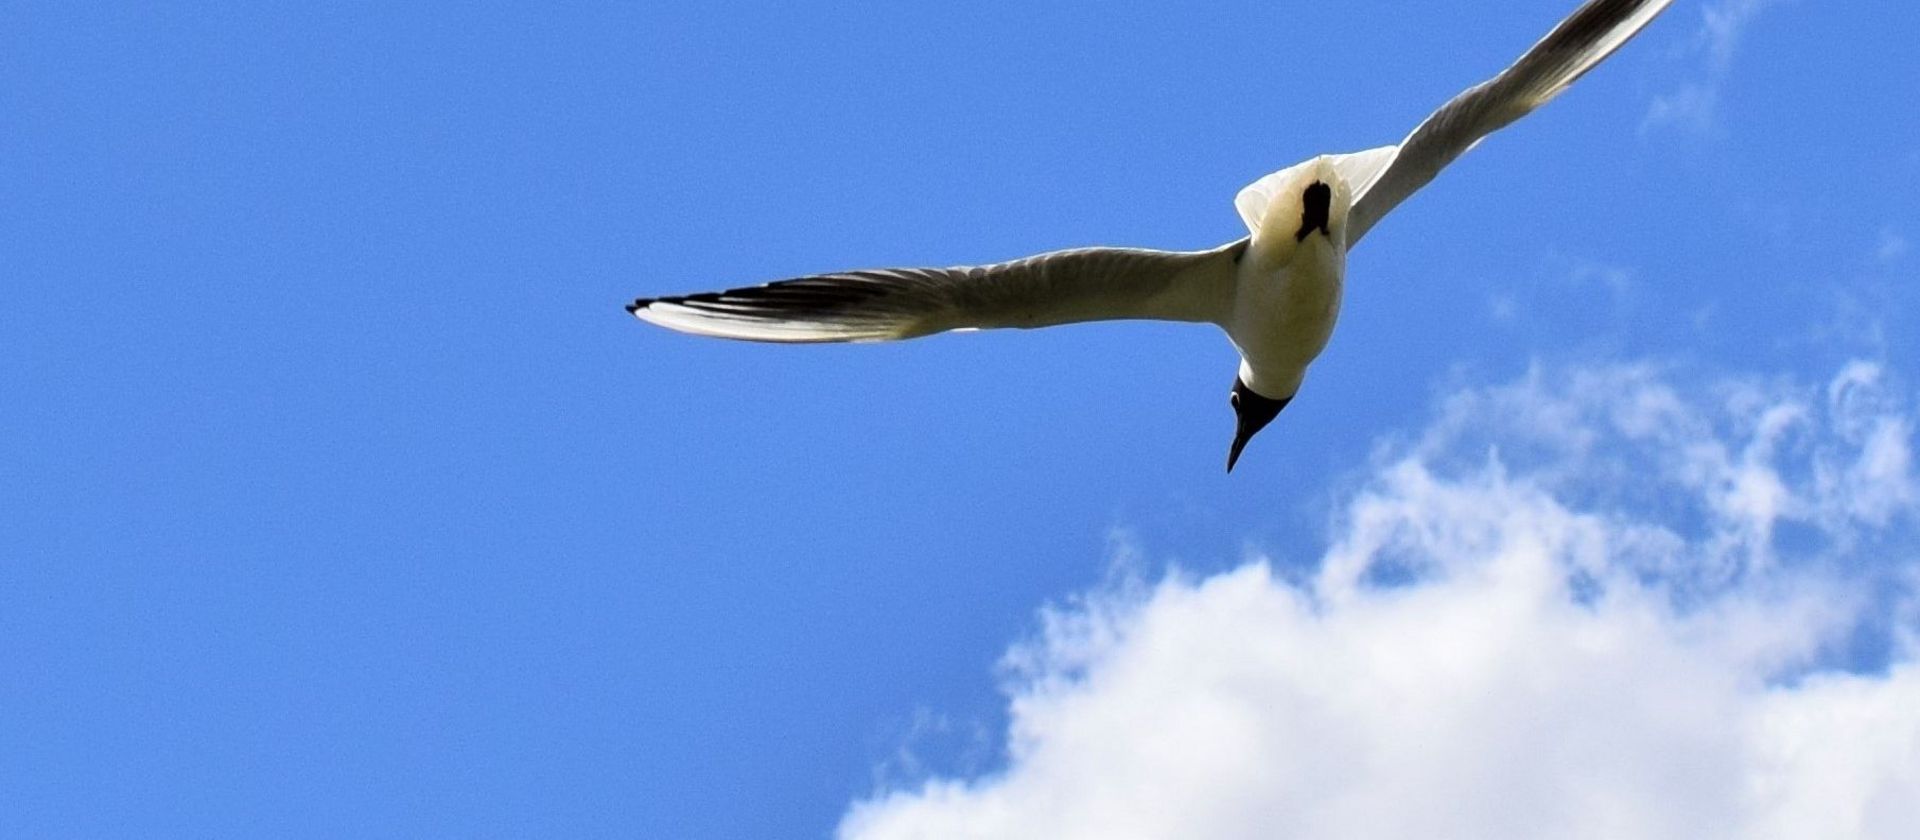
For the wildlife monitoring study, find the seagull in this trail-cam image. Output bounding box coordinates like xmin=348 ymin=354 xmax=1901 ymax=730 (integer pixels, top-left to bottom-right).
xmin=627 ymin=0 xmax=1673 ymax=471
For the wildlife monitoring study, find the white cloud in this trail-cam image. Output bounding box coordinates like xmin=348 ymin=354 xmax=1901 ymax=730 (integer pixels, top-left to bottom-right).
xmin=1644 ymin=0 xmax=1790 ymax=135
xmin=1876 ymin=229 xmax=1909 ymax=266
xmin=868 ymin=707 xmax=995 ymax=795
xmin=841 ymin=360 xmax=1920 ymax=840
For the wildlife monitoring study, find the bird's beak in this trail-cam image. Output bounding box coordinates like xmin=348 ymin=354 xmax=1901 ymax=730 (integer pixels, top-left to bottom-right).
xmin=1227 ymin=379 xmax=1292 ymax=473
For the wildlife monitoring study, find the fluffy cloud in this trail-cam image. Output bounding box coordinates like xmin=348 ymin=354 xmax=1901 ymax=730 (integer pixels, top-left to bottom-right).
xmin=840 ymin=361 xmax=1920 ymax=840
xmin=1644 ymin=0 xmax=1791 ymax=134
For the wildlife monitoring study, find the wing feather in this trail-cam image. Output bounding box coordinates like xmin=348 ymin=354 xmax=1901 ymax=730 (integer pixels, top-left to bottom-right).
xmin=628 ymin=240 xmax=1246 ymax=344
xmin=1346 ymin=0 xmax=1674 ymax=244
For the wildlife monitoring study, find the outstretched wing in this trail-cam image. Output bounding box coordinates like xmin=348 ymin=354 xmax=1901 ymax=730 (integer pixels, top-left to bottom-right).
xmin=628 ymin=240 xmax=1247 ymax=343
xmin=1346 ymin=0 xmax=1673 ymax=244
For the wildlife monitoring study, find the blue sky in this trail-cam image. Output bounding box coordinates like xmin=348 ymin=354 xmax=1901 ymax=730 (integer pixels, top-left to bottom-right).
xmin=6 ymin=1 xmax=1919 ymax=837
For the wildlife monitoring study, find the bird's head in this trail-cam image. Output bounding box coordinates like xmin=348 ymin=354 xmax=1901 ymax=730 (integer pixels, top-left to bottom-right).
xmin=1226 ymin=363 xmax=1297 ymax=473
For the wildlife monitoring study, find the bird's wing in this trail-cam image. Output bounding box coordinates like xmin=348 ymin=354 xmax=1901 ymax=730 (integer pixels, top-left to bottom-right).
xmin=1346 ymin=0 xmax=1673 ymax=244
xmin=628 ymin=240 xmax=1247 ymax=343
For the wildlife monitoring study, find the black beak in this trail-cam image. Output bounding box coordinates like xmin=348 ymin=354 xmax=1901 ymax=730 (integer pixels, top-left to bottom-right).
xmin=1227 ymin=378 xmax=1292 ymax=473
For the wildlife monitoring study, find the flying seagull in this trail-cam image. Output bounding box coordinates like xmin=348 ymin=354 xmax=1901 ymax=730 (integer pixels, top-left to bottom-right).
xmin=627 ymin=0 xmax=1673 ymax=471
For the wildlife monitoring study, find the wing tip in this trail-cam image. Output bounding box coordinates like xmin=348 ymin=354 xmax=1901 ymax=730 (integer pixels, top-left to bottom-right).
xmin=622 ymin=295 xmax=889 ymax=343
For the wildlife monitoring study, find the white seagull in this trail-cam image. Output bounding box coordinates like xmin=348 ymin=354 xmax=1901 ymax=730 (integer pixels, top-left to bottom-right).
xmin=628 ymin=0 xmax=1673 ymax=471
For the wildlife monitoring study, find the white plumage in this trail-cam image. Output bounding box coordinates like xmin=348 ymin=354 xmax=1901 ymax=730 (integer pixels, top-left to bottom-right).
xmin=628 ymin=0 xmax=1675 ymax=470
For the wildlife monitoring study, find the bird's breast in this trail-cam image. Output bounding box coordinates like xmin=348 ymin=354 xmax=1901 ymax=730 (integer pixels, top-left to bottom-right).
xmin=1228 ymin=238 xmax=1346 ymax=383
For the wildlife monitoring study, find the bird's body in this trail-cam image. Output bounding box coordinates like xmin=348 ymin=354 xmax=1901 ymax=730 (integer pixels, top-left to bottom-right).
xmin=627 ymin=0 xmax=1675 ymax=470
xmin=1229 ymin=157 xmax=1354 ymax=404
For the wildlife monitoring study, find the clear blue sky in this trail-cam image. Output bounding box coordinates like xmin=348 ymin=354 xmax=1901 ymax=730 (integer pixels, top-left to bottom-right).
xmin=5 ymin=2 xmax=1917 ymax=837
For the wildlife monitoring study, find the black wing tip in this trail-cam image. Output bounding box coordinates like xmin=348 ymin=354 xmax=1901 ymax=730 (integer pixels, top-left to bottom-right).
xmin=1557 ymin=0 xmax=1667 ymax=45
